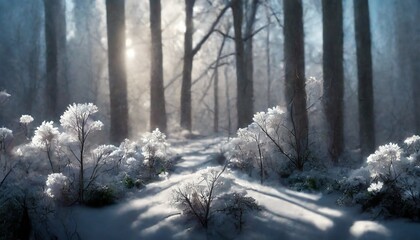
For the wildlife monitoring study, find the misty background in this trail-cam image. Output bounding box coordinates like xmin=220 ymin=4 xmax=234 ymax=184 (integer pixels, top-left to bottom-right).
xmin=0 ymin=0 xmax=419 ymax=161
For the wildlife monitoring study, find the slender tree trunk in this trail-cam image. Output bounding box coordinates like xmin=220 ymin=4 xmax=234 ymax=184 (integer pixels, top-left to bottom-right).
xmin=232 ymin=0 xmax=253 ymax=129
xmin=354 ymin=0 xmax=375 ymax=157
xmin=106 ymin=0 xmax=129 ymax=143
xmin=224 ymin=66 xmax=232 ymax=136
xmin=44 ymin=0 xmax=60 ymax=119
xmin=265 ymin=5 xmax=272 ymax=109
xmin=149 ymin=0 xmax=167 ymax=133
xmin=283 ymin=0 xmax=308 ymax=170
xmin=243 ymin=0 xmax=258 ymax=124
xmin=213 ymin=37 xmax=227 ymax=133
xmin=322 ymin=0 xmax=344 ymax=162
xmin=180 ymin=0 xmax=195 ymax=131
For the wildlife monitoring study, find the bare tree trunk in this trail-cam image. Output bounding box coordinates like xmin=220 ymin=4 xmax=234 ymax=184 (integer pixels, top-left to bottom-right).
xmin=44 ymin=0 xmax=66 ymax=119
xmin=283 ymin=0 xmax=308 ymax=170
xmin=244 ymin=0 xmax=258 ymax=114
xmin=106 ymin=0 xmax=129 ymax=143
xmin=180 ymin=0 xmax=195 ymax=131
xmin=213 ymin=37 xmax=227 ymax=133
xmin=224 ymin=66 xmax=232 ymax=136
xmin=149 ymin=0 xmax=167 ymax=133
xmin=265 ymin=5 xmax=272 ymax=109
xmin=322 ymin=0 xmax=344 ymax=162
xmin=232 ymin=0 xmax=254 ymax=129
xmin=180 ymin=1 xmax=229 ymax=132
xmin=354 ymin=0 xmax=375 ymax=157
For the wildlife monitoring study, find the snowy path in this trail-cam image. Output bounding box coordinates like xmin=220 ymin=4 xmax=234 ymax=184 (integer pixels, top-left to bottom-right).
xmin=73 ymin=137 xmax=420 ymax=240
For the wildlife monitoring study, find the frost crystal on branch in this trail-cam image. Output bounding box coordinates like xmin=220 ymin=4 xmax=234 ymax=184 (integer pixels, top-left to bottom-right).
xmin=367 ymin=181 xmax=383 ymax=193
xmin=20 ymin=115 xmax=34 ymax=124
xmin=60 ymin=103 xmax=103 ymax=138
xmin=32 ymin=121 xmax=59 ymax=149
xmin=141 ymin=128 xmax=169 ymax=160
xmin=45 ymin=173 xmax=68 ymax=198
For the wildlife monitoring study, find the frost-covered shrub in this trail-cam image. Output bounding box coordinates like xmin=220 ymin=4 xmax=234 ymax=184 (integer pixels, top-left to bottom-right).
xmin=0 ymin=127 xmax=13 ymax=152
xmin=45 ymin=173 xmax=69 ymax=201
xmin=228 ymin=106 xmax=311 ymax=183
xmin=172 ymin=167 xmax=230 ymax=229
xmin=342 ymin=138 xmax=420 ymax=219
xmin=31 ymin=121 xmax=60 ymax=172
xmin=141 ymin=128 xmax=170 ymax=175
xmin=220 ymin=191 xmax=261 ymax=231
xmin=20 ymin=114 xmax=34 ymax=138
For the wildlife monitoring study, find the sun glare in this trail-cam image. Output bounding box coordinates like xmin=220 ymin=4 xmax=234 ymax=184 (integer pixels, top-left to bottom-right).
xmin=126 ymin=48 xmax=135 ymax=59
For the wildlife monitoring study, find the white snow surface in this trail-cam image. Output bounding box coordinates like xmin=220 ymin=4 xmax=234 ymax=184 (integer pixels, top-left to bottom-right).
xmin=70 ymin=137 xmax=420 ymax=240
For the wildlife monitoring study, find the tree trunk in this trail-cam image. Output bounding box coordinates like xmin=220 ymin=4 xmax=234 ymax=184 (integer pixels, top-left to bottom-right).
xmin=180 ymin=0 xmax=195 ymax=131
xmin=149 ymin=0 xmax=167 ymax=133
xmin=283 ymin=0 xmax=308 ymax=169
xmin=243 ymin=0 xmax=258 ymax=123
xmin=232 ymin=0 xmax=253 ymax=129
xmin=44 ymin=0 xmax=65 ymax=120
xmin=322 ymin=0 xmax=344 ymax=162
xmin=354 ymin=0 xmax=375 ymax=157
xmin=213 ymin=37 xmax=227 ymax=133
xmin=265 ymin=5 xmax=272 ymax=109
xmin=106 ymin=0 xmax=129 ymax=143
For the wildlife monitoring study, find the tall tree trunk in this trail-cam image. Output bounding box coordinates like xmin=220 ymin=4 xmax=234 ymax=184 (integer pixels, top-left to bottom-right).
xmin=243 ymin=0 xmax=258 ymax=122
xmin=180 ymin=0 xmax=195 ymax=131
xmin=283 ymin=0 xmax=308 ymax=170
xmin=232 ymin=0 xmax=253 ymax=129
xmin=213 ymin=37 xmax=227 ymax=133
xmin=106 ymin=0 xmax=129 ymax=143
xmin=322 ymin=0 xmax=344 ymax=162
xmin=265 ymin=5 xmax=272 ymax=109
xmin=411 ymin=2 xmax=420 ymax=133
xmin=44 ymin=0 xmax=64 ymax=119
xmin=56 ymin=0 xmax=69 ymax=115
xmin=149 ymin=0 xmax=167 ymax=133
xmin=354 ymin=0 xmax=375 ymax=157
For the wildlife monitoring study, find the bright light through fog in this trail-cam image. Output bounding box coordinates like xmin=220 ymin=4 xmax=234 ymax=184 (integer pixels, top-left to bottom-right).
xmin=126 ymin=48 xmax=135 ymax=59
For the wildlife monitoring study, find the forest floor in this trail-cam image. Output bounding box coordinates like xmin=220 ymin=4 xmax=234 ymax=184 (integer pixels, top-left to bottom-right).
xmin=70 ymin=137 xmax=420 ymax=240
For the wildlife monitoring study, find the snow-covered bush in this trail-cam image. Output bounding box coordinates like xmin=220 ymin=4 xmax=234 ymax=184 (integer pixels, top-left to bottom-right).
xmin=228 ymin=106 xmax=311 ymax=184
xmin=45 ymin=173 xmax=69 ymax=200
xmin=31 ymin=121 xmax=60 ymax=172
xmin=220 ymin=191 xmax=261 ymax=232
xmin=341 ymin=137 xmax=420 ymax=219
xmin=172 ymin=167 xmax=229 ymax=229
xmin=20 ymin=114 xmax=34 ymax=138
xmin=172 ymin=166 xmax=260 ymax=233
xmin=141 ymin=128 xmax=170 ymax=176
xmin=0 ymin=127 xmax=13 ymax=152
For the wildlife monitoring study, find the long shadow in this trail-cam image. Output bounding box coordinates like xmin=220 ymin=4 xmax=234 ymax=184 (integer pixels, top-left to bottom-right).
xmin=242 ymin=185 xmax=358 ymax=239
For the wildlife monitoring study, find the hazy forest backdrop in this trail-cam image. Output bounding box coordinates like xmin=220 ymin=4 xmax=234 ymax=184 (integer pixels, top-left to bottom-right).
xmin=1 ymin=0 xmax=420 ymax=163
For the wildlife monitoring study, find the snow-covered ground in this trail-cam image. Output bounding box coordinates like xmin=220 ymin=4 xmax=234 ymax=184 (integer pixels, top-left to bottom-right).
xmin=71 ymin=137 xmax=420 ymax=240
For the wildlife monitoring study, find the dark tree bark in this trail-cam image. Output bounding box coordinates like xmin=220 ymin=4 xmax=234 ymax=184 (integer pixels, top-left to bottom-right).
xmin=283 ymin=0 xmax=308 ymax=170
xmin=232 ymin=0 xmax=254 ymax=128
xmin=106 ymin=0 xmax=129 ymax=143
xmin=180 ymin=0 xmax=195 ymax=131
xmin=243 ymin=0 xmax=258 ymax=122
xmin=395 ymin=1 xmax=420 ymax=133
xmin=44 ymin=0 xmax=67 ymax=119
xmin=149 ymin=0 xmax=167 ymax=133
xmin=180 ymin=2 xmax=230 ymax=131
xmin=322 ymin=0 xmax=344 ymax=162
xmin=354 ymin=0 xmax=375 ymax=157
